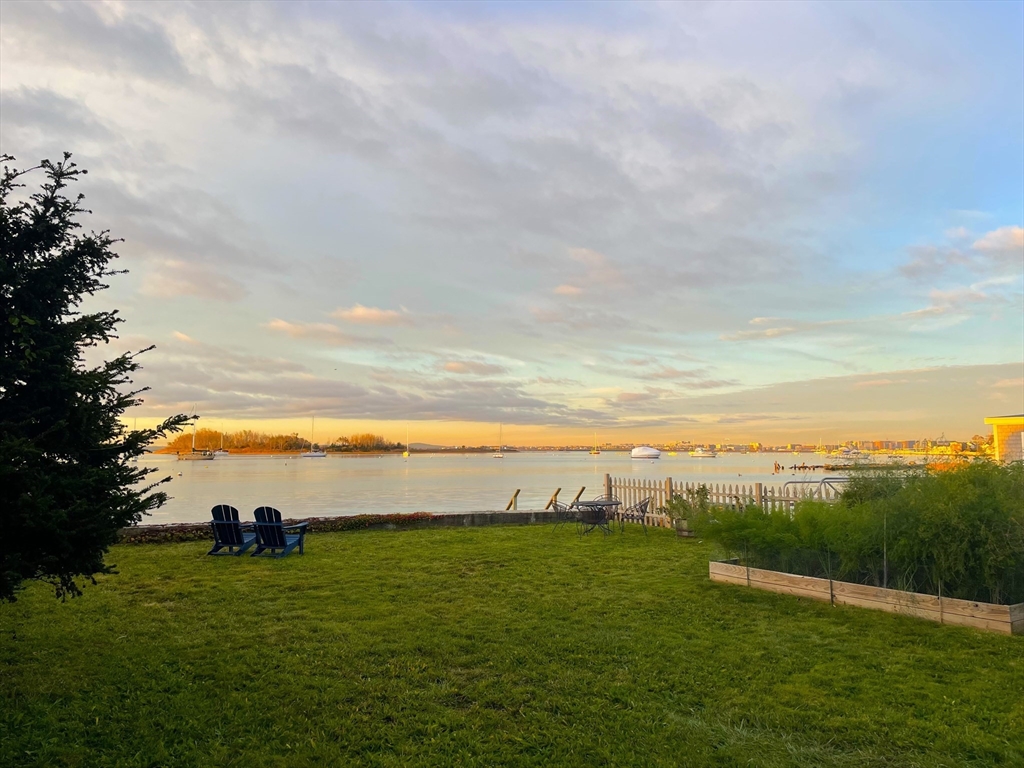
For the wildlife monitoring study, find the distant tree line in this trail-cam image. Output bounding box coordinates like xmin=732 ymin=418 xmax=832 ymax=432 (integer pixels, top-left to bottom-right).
xmin=162 ymin=429 xmax=403 ymax=453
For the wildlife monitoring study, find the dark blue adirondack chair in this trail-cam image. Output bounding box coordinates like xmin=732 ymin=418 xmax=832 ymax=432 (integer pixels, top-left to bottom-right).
xmin=251 ymin=506 xmax=308 ymax=558
xmin=208 ymin=504 xmax=256 ymax=555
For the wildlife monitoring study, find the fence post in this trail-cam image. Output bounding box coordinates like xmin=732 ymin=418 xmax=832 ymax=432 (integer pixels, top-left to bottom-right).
xmin=605 ymin=473 xmax=612 ymax=498
xmin=754 ymin=482 xmax=763 ymax=510
xmin=506 ymin=489 xmax=520 ymax=511
xmin=544 ymin=488 xmax=562 ymax=510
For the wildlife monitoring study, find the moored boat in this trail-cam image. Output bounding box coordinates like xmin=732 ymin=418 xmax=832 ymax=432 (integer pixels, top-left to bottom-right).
xmin=178 ymin=450 xmax=214 ymax=461
xmin=493 ymin=423 xmax=504 ymax=458
xmin=178 ymin=420 xmax=214 ymax=460
xmin=301 ymin=416 xmax=327 ymax=457
xmin=689 ymin=447 xmax=717 ymax=458
xmin=631 ymin=446 xmax=661 ymax=459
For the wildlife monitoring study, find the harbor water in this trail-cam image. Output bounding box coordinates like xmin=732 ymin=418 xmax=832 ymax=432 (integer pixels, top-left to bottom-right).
xmin=140 ymin=452 xmax=845 ymax=524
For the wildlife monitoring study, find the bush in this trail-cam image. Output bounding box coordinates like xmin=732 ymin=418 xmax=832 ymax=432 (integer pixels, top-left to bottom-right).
xmin=662 ymin=484 xmax=710 ymax=520
xmin=693 ymin=462 xmax=1024 ymax=605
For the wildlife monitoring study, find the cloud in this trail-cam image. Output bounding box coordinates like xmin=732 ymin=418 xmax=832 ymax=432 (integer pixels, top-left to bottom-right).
xmin=4 ymin=2 xmax=1020 ymax=437
xmin=902 ymin=226 xmax=1024 ymax=280
xmin=0 ymin=1 xmax=187 ymax=81
xmin=140 ymin=260 xmax=246 ymax=301
xmin=899 ymin=245 xmax=970 ymax=280
xmin=721 ymin=318 xmax=851 ymax=341
xmin=972 ymin=226 xmax=1024 ymax=254
xmin=617 ymin=391 xmax=657 ymax=403
xmin=0 ymin=87 xmax=114 ymax=149
xmin=568 ymin=248 xmax=623 ymax=286
xmin=902 ymin=279 xmax=1016 ymax=320
xmin=330 ymin=304 xmax=411 ymax=326
xmin=852 ymin=378 xmax=910 ymax=389
xmin=554 ymin=284 xmax=583 ymax=296
xmin=442 ymin=360 xmax=508 ymax=376
xmin=991 ymin=378 xmax=1024 ymax=389
xmin=264 ymin=319 xmax=390 ymax=347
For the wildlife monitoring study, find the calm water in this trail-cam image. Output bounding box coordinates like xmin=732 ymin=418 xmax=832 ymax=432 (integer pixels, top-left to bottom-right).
xmin=140 ymin=452 xmax=844 ymax=524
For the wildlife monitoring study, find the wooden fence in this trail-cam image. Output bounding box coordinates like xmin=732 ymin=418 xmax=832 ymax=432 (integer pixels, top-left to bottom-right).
xmin=709 ymin=560 xmax=1024 ymax=635
xmin=601 ymin=475 xmax=845 ymax=529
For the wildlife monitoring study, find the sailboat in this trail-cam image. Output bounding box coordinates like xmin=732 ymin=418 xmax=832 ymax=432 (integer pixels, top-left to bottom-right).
xmin=178 ymin=420 xmax=214 ymax=460
xmin=590 ymin=432 xmax=601 ymax=455
xmin=300 ymin=416 xmax=327 ymax=458
xmin=403 ymin=425 xmax=410 ymax=459
xmin=214 ymin=425 xmax=229 ymax=456
xmin=492 ymin=423 xmax=504 ymax=458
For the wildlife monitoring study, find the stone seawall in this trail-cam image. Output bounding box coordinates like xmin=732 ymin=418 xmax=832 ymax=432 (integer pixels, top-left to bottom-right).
xmin=118 ymin=510 xmax=557 ymax=544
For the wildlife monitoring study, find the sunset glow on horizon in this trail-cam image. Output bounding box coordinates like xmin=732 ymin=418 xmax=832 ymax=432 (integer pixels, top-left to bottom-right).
xmin=3 ymin=1 xmax=1021 ymax=444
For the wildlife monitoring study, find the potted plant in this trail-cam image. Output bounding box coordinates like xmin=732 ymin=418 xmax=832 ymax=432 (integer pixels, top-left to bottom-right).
xmin=662 ymin=484 xmax=710 ymax=537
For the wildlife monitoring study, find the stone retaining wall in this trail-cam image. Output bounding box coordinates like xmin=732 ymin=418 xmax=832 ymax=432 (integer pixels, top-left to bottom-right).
xmin=118 ymin=509 xmax=557 ymax=544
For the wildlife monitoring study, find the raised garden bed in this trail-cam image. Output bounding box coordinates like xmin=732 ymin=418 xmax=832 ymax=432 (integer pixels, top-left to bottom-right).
xmin=709 ymin=560 xmax=1024 ymax=635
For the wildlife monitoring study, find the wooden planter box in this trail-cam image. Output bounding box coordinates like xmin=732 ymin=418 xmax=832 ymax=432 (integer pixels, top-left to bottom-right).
xmin=709 ymin=561 xmax=1024 ymax=636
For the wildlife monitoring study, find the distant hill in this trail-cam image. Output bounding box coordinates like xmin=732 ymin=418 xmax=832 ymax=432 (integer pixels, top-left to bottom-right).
xmin=410 ymin=442 xmax=447 ymax=451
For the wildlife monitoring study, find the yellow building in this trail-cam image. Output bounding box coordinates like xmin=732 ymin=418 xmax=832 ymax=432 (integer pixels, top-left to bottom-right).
xmin=984 ymin=414 xmax=1024 ymax=463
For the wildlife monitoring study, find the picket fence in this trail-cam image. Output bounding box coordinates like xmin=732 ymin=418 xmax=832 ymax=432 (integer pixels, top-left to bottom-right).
xmin=604 ymin=475 xmax=844 ymax=530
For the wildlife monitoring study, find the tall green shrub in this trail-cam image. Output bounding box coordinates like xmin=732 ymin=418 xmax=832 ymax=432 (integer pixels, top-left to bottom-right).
xmin=694 ymin=462 xmax=1024 ymax=604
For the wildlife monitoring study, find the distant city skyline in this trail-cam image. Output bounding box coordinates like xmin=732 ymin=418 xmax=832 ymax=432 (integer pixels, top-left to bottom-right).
xmin=3 ymin=1 xmax=1022 ymax=442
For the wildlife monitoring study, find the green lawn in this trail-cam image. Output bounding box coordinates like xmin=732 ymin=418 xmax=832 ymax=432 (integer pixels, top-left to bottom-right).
xmin=2 ymin=526 xmax=1022 ymax=767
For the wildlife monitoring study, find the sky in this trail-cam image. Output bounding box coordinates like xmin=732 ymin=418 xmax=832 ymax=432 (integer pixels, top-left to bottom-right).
xmin=1 ymin=0 xmax=1022 ymax=446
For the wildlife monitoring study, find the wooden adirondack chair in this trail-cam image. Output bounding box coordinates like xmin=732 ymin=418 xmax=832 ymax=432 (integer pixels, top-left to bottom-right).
xmin=251 ymin=506 xmax=308 ymax=558
xmin=208 ymin=504 xmax=256 ymax=555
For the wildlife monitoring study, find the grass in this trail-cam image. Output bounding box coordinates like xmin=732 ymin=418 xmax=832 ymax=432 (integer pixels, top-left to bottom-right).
xmin=1 ymin=526 xmax=1022 ymax=767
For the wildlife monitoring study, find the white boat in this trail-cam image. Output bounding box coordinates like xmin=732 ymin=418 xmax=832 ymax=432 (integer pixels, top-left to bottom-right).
xmin=300 ymin=416 xmax=327 ymax=458
xmin=689 ymin=447 xmax=717 ymax=458
xmin=214 ymin=429 xmax=229 ymax=456
xmin=493 ymin=423 xmax=504 ymax=458
xmin=631 ymin=446 xmax=661 ymax=459
xmin=590 ymin=432 xmax=600 ymax=455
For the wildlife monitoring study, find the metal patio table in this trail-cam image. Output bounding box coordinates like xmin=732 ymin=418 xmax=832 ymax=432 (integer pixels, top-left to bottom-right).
xmin=572 ymin=499 xmax=621 ymax=535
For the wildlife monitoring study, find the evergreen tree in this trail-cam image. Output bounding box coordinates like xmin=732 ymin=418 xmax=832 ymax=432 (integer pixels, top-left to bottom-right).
xmin=0 ymin=153 xmax=188 ymax=601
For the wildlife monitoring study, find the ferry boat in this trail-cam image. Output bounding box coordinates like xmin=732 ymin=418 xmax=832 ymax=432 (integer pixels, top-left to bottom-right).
xmin=688 ymin=447 xmax=717 ymax=458
xmin=630 ymin=446 xmax=661 ymax=460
